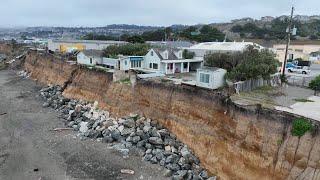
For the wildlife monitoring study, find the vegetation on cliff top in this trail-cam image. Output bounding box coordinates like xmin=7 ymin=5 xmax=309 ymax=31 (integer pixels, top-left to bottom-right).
xmin=205 ymin=46 xmax=279 ymax=81
xmin=291 ymin=118 xmax=313 ymax=137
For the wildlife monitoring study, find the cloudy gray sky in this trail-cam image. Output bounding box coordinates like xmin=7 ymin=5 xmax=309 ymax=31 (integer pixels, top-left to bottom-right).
xmin=0 ymin=0 xmax=319 ymax=27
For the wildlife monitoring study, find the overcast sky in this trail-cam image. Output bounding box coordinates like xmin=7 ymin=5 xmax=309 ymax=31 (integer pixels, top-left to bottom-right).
xmin=0 ymin=0 xmax=319 ymax=27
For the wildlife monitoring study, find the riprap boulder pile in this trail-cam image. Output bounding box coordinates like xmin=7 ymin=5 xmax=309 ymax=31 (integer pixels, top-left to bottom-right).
xmin=40 ymin=85 xmax=216 ymax=180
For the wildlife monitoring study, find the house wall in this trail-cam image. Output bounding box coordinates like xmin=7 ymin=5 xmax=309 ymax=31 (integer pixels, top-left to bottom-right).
xmin=77 ymin=52 xmax=102 ymax=66
xmin=102 ymin=58 xmax=119 ymax=69
xmin=212 ymin=69 xmax=227 ymax=89
xmin=120 ymin=58 xmax=130 ymax=71
xmin=273 ymin=44 xmax=320 ymax=62
xmin=144 ymin=49 xmax=161 ymax=72
xmin=173 ymin=50 xmax=183 ymax=59
xmin=196 ymin=69 xmax=226 ymax=89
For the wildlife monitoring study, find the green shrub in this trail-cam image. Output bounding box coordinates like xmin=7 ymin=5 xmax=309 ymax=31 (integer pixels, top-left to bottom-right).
xmin=291 ymin=118 xmax=313 ymax=137
xmin=277 ymin=139 xmax=283 ymax=145
xmin=119 ymin=78 xmax=131 ymax=85
xmin=309 ymin=75 xmax=320 ymax=93
xmin=205 ymin=46 xmax=279 ymax=82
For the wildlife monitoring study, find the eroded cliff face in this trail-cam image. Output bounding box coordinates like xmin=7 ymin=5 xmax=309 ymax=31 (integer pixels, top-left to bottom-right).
xmin=24 ymin=51 xmax=320 ymax=180
xmin=24 ymin=52 xmax=78 ymax=87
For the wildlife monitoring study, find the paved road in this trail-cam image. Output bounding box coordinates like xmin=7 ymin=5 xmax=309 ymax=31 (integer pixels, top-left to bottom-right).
xmin=310 ymin=64 xmax=320 ymax=77
xmin=0 ymin=70 xmax=167 ymax=180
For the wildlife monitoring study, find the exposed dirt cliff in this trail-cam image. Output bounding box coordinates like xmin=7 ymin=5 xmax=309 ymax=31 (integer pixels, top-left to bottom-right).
xmin=24 ymin=51 xmax=78 ymax=87
xmin=23 ymin=51 xmax=320 ymax=180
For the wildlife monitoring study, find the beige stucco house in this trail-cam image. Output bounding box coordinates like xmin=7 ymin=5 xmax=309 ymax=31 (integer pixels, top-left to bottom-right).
xmin=273 ymin=43 xmax=320 ymax=63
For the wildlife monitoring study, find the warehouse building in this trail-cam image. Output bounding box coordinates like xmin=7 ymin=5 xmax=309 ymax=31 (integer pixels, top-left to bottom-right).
xmin=48 ymin=39 xmax=127 ymax=53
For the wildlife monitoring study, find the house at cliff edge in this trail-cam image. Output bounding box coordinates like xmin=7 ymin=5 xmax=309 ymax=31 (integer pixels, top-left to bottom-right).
xmin=76 ymin=46 xmax=228 ymax=90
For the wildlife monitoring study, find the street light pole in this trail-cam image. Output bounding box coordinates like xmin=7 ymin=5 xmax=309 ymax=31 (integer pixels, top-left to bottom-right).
xmin=281 ymin=6 xmax=295 ymax=79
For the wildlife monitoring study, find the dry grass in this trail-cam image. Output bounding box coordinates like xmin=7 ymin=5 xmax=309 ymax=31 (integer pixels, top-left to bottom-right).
xmin=231 ymin=86 xmax=285 ymax=108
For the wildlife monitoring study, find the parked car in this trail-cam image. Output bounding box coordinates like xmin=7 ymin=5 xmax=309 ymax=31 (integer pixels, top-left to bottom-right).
xmin=286 ymin=63 xmax=311 ymax=74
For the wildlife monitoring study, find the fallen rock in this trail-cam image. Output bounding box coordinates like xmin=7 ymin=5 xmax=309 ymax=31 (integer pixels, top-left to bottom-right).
xmin=79 ymin=122 xmax=89 ymax=133
xmin=149 ymin=137 xmax=163 ymax=145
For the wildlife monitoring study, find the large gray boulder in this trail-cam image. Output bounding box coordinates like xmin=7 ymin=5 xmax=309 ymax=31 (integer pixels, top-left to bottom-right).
xmin=149 ymin=137 xmax=163 ymax=145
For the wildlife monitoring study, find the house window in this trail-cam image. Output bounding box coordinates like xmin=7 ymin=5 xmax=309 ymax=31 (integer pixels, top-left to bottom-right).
xmin=90 ymin=58 xmax=93 ymax=64
xmin=125 ymin=60 xmax=127 ymax=65
xmin=151 ymin=51 xmax=154 ymax=56
xmin=289 ymin=54 xmax=294 ymax=60
xmin=153 ymin=63 xmax=158 ymax=69
xmin=164 ymin=52 xmax=168 ymax=59
xmin=183 ymin=63 xmax=188 ymax=69
xmin=131 ymin=61 xmax=142 ymax=68
xmin=149 ymin=63 xmax=152 ymax=68
xmin=200 ymin=73 xmax=210 ymax=84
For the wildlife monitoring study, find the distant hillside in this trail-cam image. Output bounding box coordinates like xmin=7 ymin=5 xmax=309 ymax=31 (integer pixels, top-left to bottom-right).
xmin=3 ymin=15 xmax=320 ymax=44
xmin=211 ymin=15 xmax=320 ymax=41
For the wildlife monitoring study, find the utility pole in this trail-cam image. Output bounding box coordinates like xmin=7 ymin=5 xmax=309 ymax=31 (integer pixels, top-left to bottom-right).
xmin=281 ymin=6 xmax=295 ymax=79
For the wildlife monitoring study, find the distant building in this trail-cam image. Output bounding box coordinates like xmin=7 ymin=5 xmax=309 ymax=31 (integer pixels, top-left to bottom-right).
xmin=294 ymin=15 xmax=311 ymax=22
xmin=144 ymin=48 xmax=203 ymax=75
xmin=310 ymin=15 xmax=320 ymax=21
xmin=261 ymin=16 xmax=275 ymax=22
xmin=77 ymin=50 xmax=103 ymax=66
xmin=188 ymin=41 xmax=264 ymax=57
xmin=231 ymin=17 xmax=254 ymax=24
xmin=146 ymin=41 xmax=194 ymax=49
xmin=48 ymin=39 xmax=127 ymax=53
xmin=196 ymin=67 xmax=227 ymax=90
xmin=273 ymin=43 xmax=320 ymax=63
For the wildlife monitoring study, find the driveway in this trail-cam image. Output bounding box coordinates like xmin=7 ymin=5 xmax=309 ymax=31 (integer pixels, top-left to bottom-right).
xmin=275 ymin=96 xmax=320 ymax=121
xmin=0 ymin=70 xmax=167 ymax=180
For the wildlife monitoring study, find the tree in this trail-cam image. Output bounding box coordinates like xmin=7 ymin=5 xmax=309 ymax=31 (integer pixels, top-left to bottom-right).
xmin=179 ymin=25 xmax=225 ymax=42
xmin=81 ymin=33 xmax=118 ymax=41
xmin=127 ymin=35 xmax=145 ymax=44
xmin=182 ymin=50 xmax=195 ymax=59
xmin=309 ymin=75 xmax=320 ymax=95
xmin=205 ymin=46 xmax=279 ymax=81
xmin=141 ymin=29 xmax=166 ymax=41
xmin=231 ymin=25 xmax=243 ymax=33
xmin=103 ymin=44 xmax=150 ymax=58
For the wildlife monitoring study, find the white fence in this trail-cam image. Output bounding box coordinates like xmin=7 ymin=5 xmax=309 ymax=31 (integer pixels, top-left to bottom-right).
xmin=233 ymin=74 xmax=281 ymax=93
xmin=286 ymin=74 xmax=313 ymax=87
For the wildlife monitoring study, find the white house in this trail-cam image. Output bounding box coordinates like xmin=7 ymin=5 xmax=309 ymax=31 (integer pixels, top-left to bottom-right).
xmin=77 ymin=50 xmax=103 ymax=66
xmin=101 ymin=58 xmax=119 ymax=69
xmin=119 ymin=56 xmax=144 ymax=71
xmin=144 ymin=48 xmax=203 ymax=75
xmin=196 ymin=67 xmax=227 ymax=89
xmin=101 ymin=56 xmax=145 ymax=71
xmin=188 ymin=41 xmax=264 ymax=58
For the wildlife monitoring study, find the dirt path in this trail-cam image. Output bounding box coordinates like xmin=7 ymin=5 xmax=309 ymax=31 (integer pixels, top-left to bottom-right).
xmin=0 ymin=70 xmax=167 ymax=180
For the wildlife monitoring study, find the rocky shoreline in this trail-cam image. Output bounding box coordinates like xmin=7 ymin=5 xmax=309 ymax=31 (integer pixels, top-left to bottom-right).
xmin=39 ymin=85 xmax=217 ymax=180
